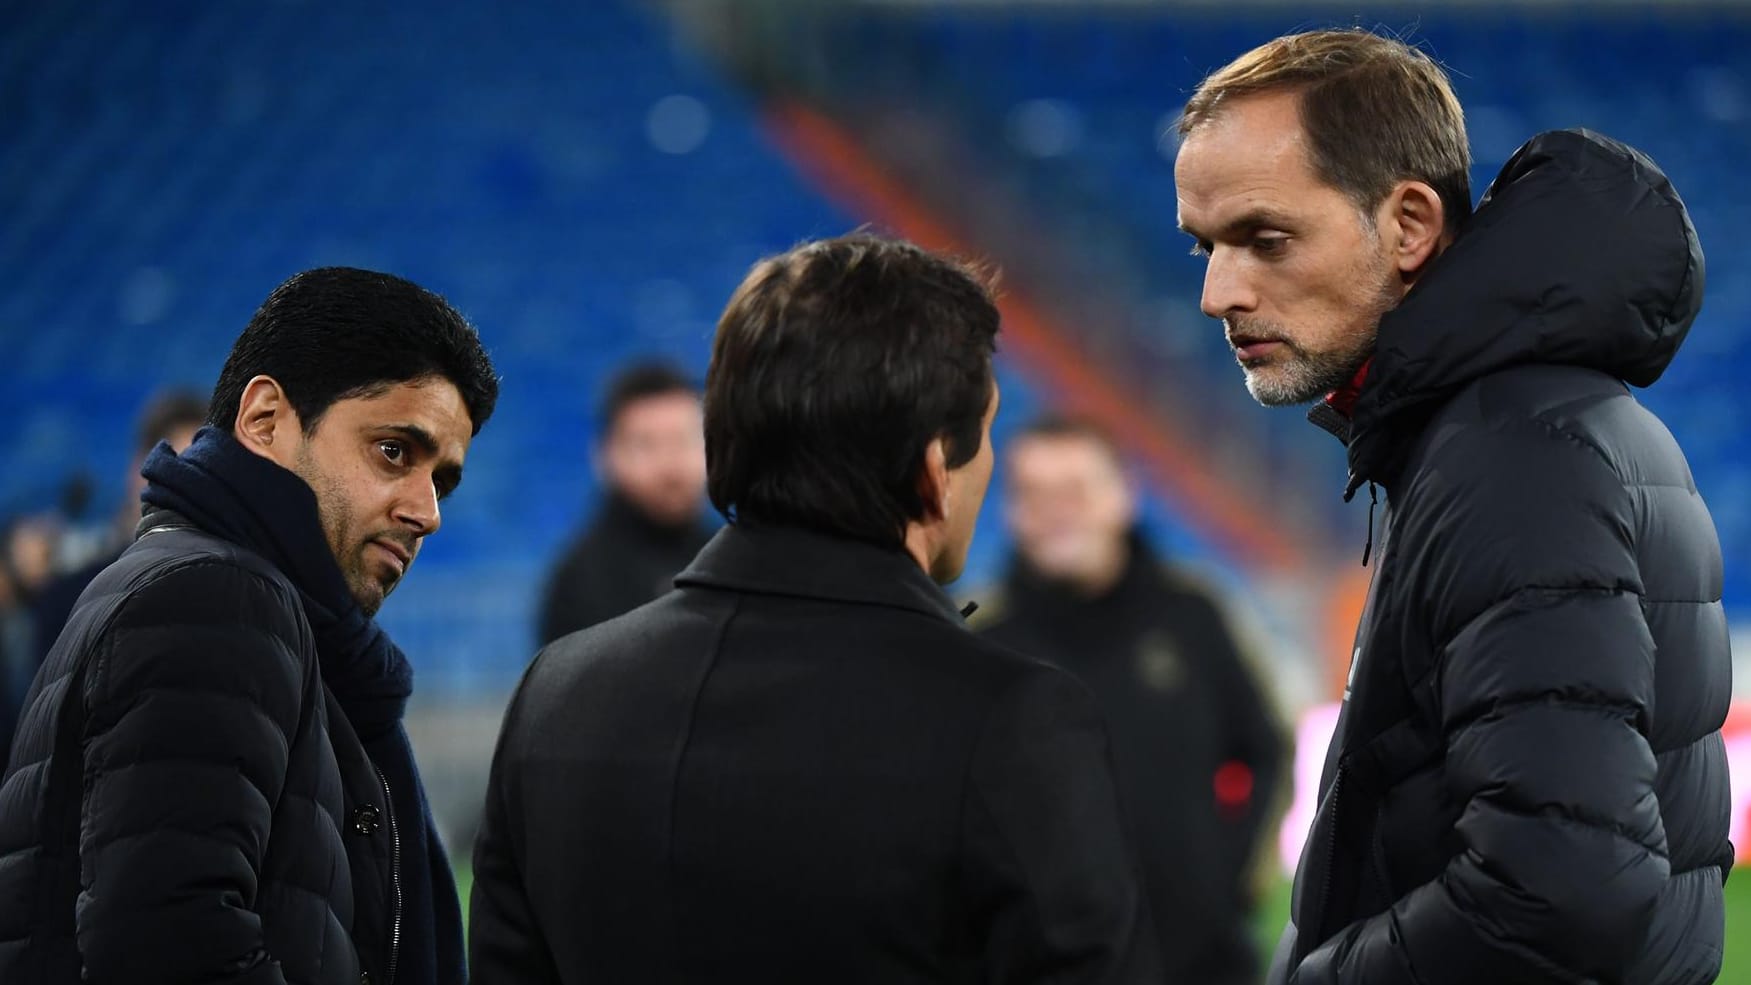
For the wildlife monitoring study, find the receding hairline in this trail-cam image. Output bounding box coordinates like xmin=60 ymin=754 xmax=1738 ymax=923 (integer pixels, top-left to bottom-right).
xmin=1009 ymin=420 xmax=1125 ymax=467
xmin=1178 ymin=29 xmax=1455 ymax=130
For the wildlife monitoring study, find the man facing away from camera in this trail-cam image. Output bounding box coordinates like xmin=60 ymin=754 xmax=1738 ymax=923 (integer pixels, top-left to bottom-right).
xmin=470 ymin=235 xmax=1162 ymax=984
xmin=979 ymin=416 xmax=1285 ymax=985
xmin=0 ymin=268 xmax=498 ymax=984
xmin=537 ymin=363 xmax=713 ymax=646
xmin=1173 ymin=29 xmax=1732 ymax=985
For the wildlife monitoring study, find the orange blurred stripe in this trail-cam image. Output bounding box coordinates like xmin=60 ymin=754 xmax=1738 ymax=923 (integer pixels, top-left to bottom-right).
xmin=763 ymin=100 xmax=1304 ymax=571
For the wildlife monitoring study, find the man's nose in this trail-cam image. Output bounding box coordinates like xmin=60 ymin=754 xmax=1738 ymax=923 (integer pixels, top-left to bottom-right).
xmin=1200 ymin=249 xmax=1258 ymax=320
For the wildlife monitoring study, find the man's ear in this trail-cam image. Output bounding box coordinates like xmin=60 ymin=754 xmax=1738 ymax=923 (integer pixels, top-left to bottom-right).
xmin=915 ymin=436 xmax=951 ymax=522
xmin=233 ymin=375 xmax=301 ymax=466
xmin=1379 ymin=180 xmax=1447 ymax=279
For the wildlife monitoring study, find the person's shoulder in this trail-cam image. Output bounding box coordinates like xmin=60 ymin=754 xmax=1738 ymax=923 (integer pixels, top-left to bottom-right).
xmin=1421 ymin=364 xmax=1682 ymax=494
xmin=525 ymin=587 xmax=717 ymax=681
xmin=930 ymin=615 xmax=1085 ymax=701
xmin=964 ymin=587 xmax=1017 ymax=634
xmin=61 ymin=529 xmax=315 ymax=707
xmin=95 ymin=526 xmax=304 ymax=636
xmin=1440 ymin=365 xmax=1640 ymax=447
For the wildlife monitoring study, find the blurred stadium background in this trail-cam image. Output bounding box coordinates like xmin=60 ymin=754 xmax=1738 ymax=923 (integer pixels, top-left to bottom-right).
xmin=2 ymin=0 xmax=1747 ymax=976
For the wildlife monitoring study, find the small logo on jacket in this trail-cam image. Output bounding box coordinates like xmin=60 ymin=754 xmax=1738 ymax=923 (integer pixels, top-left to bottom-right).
xmin=1137 ymin=632 xmax=1186 ymax=692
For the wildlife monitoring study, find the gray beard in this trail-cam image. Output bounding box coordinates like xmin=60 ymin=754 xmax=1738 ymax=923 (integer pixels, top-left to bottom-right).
xmin=1235 ymin=267 xmax=1399 ymax=407
xmin=1242 ymin=336 xmax=1375 ymax=407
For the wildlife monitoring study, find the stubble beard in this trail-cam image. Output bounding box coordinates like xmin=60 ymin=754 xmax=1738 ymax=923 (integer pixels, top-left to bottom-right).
xmin=1234 ymin=260 xmax=1402 ymax=408
xmin=295 ymin=445 xmax=391 ymax=618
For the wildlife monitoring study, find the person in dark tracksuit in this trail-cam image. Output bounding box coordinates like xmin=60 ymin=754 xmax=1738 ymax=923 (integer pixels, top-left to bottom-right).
xmin=471 ymin=235 xmax=1163 ymax=984
xmin=1175 ymin=29 xmax=1732 ymax=985
xmin=980 ymin=417 xmax=1285 ymax=985
xmin=0 ymin=268 xmax=497 ymax=984
xmin=536 ymin=363 xmax=712 ymax=647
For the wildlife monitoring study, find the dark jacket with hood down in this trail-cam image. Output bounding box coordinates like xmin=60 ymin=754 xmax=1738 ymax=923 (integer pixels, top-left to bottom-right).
xmin=1276 ymin=130 xmax=1733 ymax=984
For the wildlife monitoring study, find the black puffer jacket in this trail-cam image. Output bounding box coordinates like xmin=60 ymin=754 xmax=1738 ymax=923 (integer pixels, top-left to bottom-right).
xmin=0 ymin=510 xmax=395 ymax=983
xmin=1278 ymin=130 xmax=1733 ymax=984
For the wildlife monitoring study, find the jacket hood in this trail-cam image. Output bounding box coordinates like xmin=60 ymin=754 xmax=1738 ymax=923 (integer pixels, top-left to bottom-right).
xmin=1345 ymin=129 xmax=1704 ymax=487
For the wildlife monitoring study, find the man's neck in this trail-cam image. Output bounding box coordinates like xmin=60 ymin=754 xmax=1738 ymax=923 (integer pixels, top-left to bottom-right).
xmin=902 ymin=524 xmax=942 ymax=584
xmin=605 ymin=490 xmax=696 ymax=537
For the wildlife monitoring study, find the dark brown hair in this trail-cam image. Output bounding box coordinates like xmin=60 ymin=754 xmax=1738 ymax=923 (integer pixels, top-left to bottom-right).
xmin=598 ymin=362 xmax=697 ymax=438
xmin=704 ymin=234 xmax=1000 ymax=548
xmin=1012 ymin=415 xmax=1124 ymax=468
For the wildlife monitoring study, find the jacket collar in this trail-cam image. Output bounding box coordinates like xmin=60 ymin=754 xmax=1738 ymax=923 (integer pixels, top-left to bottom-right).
xmin=674 ymin=522 xmax=970 ymax=626
xmin=1000 ymin=528 xmax=1164 ymax=614
xmin=594 ymin=489 xmax=711 ymax=548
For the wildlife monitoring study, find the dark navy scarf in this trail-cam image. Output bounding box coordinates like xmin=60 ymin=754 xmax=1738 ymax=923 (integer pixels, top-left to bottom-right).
xmin=141 ymin=426 xmax=465 ymax=984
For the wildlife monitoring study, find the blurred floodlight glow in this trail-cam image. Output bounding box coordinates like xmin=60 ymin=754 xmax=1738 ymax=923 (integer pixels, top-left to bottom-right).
xmin=1006 ymin=98 xmax=1083 ymax=158
xmin=118 ymin=266 xmax=175 ymax=327
xmin=647 ymin=94 xmax=712 ymax=155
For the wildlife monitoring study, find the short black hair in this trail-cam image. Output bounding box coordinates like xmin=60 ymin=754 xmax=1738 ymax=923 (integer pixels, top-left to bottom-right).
xmin=705 ymin=234 xmax=1000 ymax=549
xmin=207 ymin=267 xmax=500 ymax=437
xmin=135 ymin=389 xmax=208 ymax=457
xmin=599 ymin=362 xmax=698 ymax=438
xmin=1012 ymin=415 xmax=1124 ymax=467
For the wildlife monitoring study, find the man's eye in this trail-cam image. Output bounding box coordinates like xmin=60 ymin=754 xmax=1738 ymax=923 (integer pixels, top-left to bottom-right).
xmin=1254 ymin=236 xmax=1289 ymax=256
xmin=379 ymin=440 xmax=406 ymax=465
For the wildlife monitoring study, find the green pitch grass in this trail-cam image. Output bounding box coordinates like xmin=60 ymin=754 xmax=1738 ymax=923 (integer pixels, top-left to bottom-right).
xmin=459 ymin=861 xmax=1751 ymax=979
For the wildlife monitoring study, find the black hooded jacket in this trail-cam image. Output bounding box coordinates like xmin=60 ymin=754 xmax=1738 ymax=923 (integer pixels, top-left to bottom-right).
xmin=536 ymin=493 xmax=714 ymax=647
xmin=1278 ymin=130 xmax=1732 ymax=984
xmin=980 ymin=535 xmax=1284 ymax=985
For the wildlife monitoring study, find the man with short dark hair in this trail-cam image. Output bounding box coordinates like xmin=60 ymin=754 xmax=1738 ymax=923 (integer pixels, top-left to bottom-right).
xmin=980 ymin=416 xmax=1284 ymax=985
xmin=0 ymin=267 xmax=498 ymax=984
xmin=536 ymin=363 xmax=711 ymax=646
xmin=1175 ymin=29 xmax=1731 ymax=985
xmin=470 ymin=235 xmax=1161 ymax=983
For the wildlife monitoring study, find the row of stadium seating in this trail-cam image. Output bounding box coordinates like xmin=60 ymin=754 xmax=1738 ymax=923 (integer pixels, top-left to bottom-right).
xmin=0 ymin=0 xmax=1082 ymax=690
xmin=767 ymin=3 xmax=1751 ymax=612
xmin=3 ymin=1 xmax=1746 ymax=690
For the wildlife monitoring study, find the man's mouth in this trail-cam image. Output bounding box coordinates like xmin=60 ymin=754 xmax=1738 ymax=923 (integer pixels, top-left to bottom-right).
xmin=1228 ymin=335 xmax=1286 ymax=363
xmin=369 ymin=538 xmax=413 ymax=577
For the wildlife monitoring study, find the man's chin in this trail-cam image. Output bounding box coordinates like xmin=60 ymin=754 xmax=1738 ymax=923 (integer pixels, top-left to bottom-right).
xmin=348 ymin=579 xmax=391 ymax=618
xmin=1244 ymin=366 xmax=1335 ymax=408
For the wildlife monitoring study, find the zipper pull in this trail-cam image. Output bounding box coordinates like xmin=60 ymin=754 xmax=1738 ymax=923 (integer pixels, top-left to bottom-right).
xmin=1361 ymin=482 xmax=1379 ymax=567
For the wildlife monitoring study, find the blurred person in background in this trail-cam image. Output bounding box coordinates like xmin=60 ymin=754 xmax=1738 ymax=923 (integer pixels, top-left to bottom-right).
xmin=537 ymin=363 xmax=711 ymax=646
xmin=0 ymin=267 xmax=498 ymax=985
xmin=3 ymin=516 xmax=57 ymax=604
xmin=471 ymin=235 xmax=1162 ymax=984
xmin=979 ymin=415 xmax=1284 ymax=985
xmin=0 ymin=520 xmax=48 ymax=764
xmin=26 ymin=389 xmax=208 ymax=660
xmin=1176 ymin=29 xmax=1731 ymax=984
xmin=0 ymin=517 xmax=58 ymax=756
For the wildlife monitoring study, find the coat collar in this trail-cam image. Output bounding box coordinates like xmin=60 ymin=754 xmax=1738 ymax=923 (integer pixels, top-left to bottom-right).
xmin=674 ymin=522 xmax=971 ymax=626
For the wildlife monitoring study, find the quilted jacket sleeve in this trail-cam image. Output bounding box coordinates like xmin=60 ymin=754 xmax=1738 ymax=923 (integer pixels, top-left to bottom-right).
xmin=76 ymin=559 xmax=311 ymax=985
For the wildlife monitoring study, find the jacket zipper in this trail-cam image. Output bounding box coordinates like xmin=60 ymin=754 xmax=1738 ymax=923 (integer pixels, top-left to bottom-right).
xmin=374 ymin=765 xmax=404 ymax=985
xmin=1312 ymin=766 xmax=1345 ymax=948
